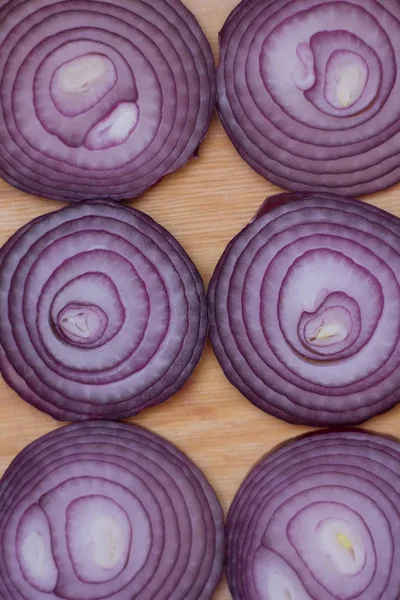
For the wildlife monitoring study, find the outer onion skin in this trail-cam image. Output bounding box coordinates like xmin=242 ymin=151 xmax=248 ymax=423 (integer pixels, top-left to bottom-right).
xmin=0 ymin=0 xmax=215 ymax=202
xmin=217 ymin=0 xmax=400 ymax=196
xmin=0 ymin=421 xmax=224 ymax=600
xmin=208 ymin=192 xmax=400 ymax=426
xmin=227 ymin=429 xmax=400 ymax=600
xmin=0 ymin=200 xmax=207 ymax=421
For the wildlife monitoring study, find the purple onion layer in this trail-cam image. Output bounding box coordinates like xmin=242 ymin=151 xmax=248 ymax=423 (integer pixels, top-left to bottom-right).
xmin=217 ymin=0 xmax=400 ymax=196
xmin=0 ymin=421 xmax=224 ymax=600
xmin=0 ymin=0 xmax=215 ymax=202
xmin=0 ymin=200 xmax=207 ymax=420
xmin=227 ymin=429 xmax=400 ymax=600
xmin=208 ymin=192 xmax=400 ymax=426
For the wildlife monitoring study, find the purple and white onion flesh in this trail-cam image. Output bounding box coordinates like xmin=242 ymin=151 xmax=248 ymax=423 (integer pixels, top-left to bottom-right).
xmin=227 ymin=429 xmax=400 ymax=600
xmin=0 ymin=421 xmax=224 ymax=600
xmin=208 ymin=192 xmax=400 ymax=426
xmin=217 ymin=0 xmax=400 ymax=196
xmin=0 ymin=200 xmax=207 ymax=420
xmin=0 ymin=0 xmax=215 ymax=202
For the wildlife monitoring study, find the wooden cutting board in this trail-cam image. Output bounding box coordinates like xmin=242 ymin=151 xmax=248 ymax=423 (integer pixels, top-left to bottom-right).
xmin=1 ymin=1 xmax=400 ymax=598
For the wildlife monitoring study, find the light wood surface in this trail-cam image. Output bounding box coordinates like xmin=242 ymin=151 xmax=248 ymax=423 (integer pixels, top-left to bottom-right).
xmin=2 ymin=1 xmax=400 ymax=598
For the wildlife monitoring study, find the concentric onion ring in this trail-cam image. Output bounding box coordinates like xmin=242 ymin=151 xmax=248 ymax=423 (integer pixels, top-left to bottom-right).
xmin=217 ymin=0 xmax=400 ymax=196
xmin=0 ymin=200 xmax=207 ymax=420
xmin=208 ymin=192 xmax=400 ymax=426
xmin=227 ymin=429 xmax=400 ymax=600
xmin=0 ymin=421 xmax=224 ymax=600
xmin=0 ymin=0 xmax=215 ymax=202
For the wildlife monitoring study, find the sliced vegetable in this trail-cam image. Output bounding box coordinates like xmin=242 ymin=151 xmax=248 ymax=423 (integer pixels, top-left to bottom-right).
xmin=208 ymin=192 xmax=400 ymax=426
xmin=218 ymin=0 xmax=400 ymax=196
xmin=227 ymin=429 xmax=400 ymax=600
xmin=0 ymin=421 xmax=224 ymax=600
xmin=0 ymin=200 xmax=207 ymax=420
xmin=0 ymin=0 xmax=215 ymax=202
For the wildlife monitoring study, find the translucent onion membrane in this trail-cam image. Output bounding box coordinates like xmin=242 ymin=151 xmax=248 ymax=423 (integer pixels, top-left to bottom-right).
xmin=217 ymin=0 xmax=400 ymax=196
xmin=208 ymin=192 xmax=400 ymax=426
xmin=227 ymin=429 xmax=400 ymax=600
xmin=0 ymin=421 xmax=224 ymax=600
xmin=0 ymin=200 xmax=207 ymax=420
xmin=0 ymin=0 xmax=215 ymax=202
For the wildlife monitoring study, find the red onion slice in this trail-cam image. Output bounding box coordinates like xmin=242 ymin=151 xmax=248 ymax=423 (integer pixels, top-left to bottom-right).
xmin=208 ymin=192 xmax=400 ymax=426
xmin=217 ymin=0 xmax=400 ymax=196
xmin=0 ymin=200 xmax=207 ymax=420
xmin=0 ymin=421 xmax=224 ymax=600
xmin=227 ymin=429 xmax=400 ymax=600
xmin=0 ymin=0 xmax=215 ymax=202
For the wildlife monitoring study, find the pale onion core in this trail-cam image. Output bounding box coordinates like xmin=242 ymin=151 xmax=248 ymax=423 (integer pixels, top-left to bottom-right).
xmin=56 ymin=54 xmax=109 ymax=93
xmin=56 ymin=303 xmax=108 ymax=346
